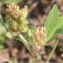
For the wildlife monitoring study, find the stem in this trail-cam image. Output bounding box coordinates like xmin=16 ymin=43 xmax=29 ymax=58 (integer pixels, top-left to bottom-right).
xmin=33 ymin=57 xmax=38 ymax=63
xmin=19 ymin=34 xmax=32 ymax=53
xmin=46 ymin=39 xmax=59 ymax=63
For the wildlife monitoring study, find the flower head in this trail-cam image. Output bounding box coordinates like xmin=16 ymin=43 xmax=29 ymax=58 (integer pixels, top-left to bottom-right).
xmin=31 ymin=26 xmax=46 ymax=57
xmin=20 ymin=5 xmax=28 ymax=18
xmin=9 ymin=20 xmax=18 ymax=31
xmin=34 ymin=26 xmax=46 ymax=49
xmin=6 ymin=3 xmax=28 ymax=33
xmin=6 ymin=3 xmax=20 ymax=19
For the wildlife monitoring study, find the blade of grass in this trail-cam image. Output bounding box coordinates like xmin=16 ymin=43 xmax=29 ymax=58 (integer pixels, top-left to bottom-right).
xmin=46 ymin=38 xmax=59 ymax=63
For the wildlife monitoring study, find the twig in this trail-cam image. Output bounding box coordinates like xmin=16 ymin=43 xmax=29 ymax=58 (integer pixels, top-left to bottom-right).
xmin=0 ymin=56 xmax=12 ymax=63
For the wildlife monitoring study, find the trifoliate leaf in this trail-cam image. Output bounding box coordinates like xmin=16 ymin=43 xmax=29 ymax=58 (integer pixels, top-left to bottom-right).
xmin=44 ymin=5 xmax=59 ymax=43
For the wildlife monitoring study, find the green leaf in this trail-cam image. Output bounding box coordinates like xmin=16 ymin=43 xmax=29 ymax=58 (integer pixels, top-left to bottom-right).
xmin=5 ymin=32 xmax=13 ymax=39
xmin=0 ymin=24 xmax=6 ymax=34
xmin=44 ymin=5 xmax=59 ymax=42
xmin=0 ymin=15 xmax=5 ymax=26
xmin=57 ymin=15 xmax=63 ymax=29
xmin=0 ymin=15 xmax=6 ymax=35
xmin=0 ymin=45 xmax=4 ymax=51
xmin=48 ymin=29 xmax=63 ymax=43
xmin=26 ymin=25 xmax=36 ymax=38
xmin=55 ymin=28 xmax=63 ymax=35
xmin=47 ymin=15 xmax=63 ymax=43
xmin=27 ymin=29 xmax=32 ymax=38
xmin=0 ymin=35 xmax=6 ymax=43
xmin=26 ymin=25 xmax=36 ymax=42
xmin=28 ymin=24 xmax=36 ymax=34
